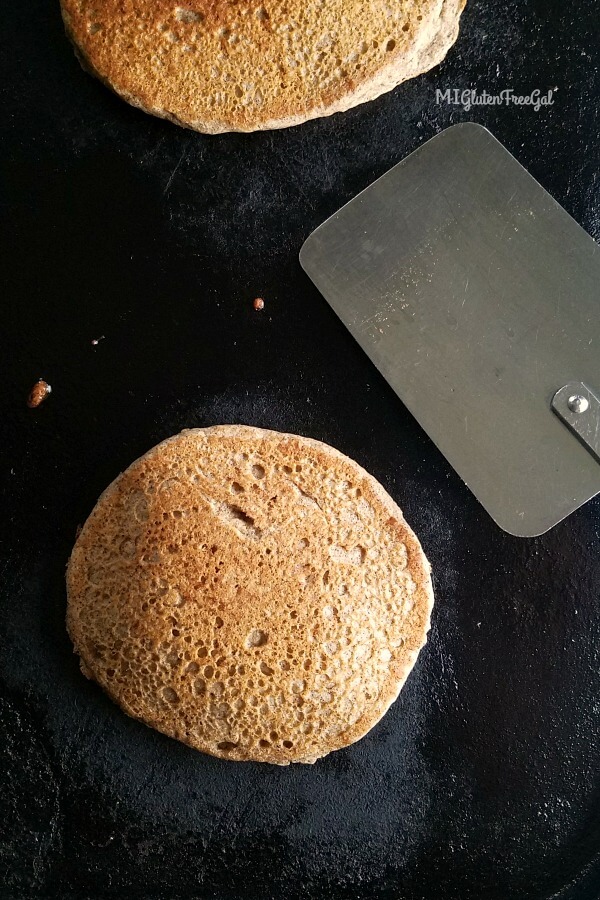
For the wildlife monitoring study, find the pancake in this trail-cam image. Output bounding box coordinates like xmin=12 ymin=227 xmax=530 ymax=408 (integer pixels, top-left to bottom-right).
xmin=66 ymin=426 xmax=433 ymax=764
xmin=60 ymin=0 xmax=466 ymax=133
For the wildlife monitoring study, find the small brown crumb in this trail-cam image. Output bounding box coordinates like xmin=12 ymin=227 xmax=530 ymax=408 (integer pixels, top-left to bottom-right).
xmin=75 ymin=524 xmax=83 ymax=540
xmin=27 ymin=379 xmax=52 ymax=409
xmin=253 ymin=297 xmax=265 ymax=311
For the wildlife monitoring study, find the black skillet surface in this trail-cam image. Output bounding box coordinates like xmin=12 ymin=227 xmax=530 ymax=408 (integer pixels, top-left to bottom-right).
xmin=1 ymin=1 xmax=600 ymax=897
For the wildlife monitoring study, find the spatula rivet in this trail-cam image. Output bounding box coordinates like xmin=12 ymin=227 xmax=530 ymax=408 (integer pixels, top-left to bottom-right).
xmin=567 ymin=394 xmax=589 ymax=414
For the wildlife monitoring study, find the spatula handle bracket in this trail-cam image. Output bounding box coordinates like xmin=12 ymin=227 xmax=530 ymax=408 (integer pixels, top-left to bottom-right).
xmin=552 ymin=382 xmax=600 ymax=464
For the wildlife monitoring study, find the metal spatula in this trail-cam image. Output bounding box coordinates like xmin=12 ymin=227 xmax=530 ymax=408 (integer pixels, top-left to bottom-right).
xmin=300 ymin=123 xmax=600 ymax=537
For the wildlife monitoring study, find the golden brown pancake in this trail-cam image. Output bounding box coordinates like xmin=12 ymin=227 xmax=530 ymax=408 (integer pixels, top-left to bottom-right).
xmin=67 ymin=426 xmax=433 ymax=764
xmin=60 ymin=0 xmax=466 ymax=133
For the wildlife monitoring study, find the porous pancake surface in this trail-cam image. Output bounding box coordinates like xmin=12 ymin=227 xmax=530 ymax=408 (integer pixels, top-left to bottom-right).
xmin=67 ymin=426 xmax=433 ymax=764
xmin=60 ymin=0 xmax=466 ymax=133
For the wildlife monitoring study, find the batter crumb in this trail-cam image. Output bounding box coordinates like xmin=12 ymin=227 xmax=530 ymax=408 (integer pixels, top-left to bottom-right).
xmin=27 ymin=380 xmax=52 ymax=409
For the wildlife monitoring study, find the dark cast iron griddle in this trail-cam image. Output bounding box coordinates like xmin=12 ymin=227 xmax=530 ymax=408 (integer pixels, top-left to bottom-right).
xmin=1 ymin=1 xmax=600 ymax=899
